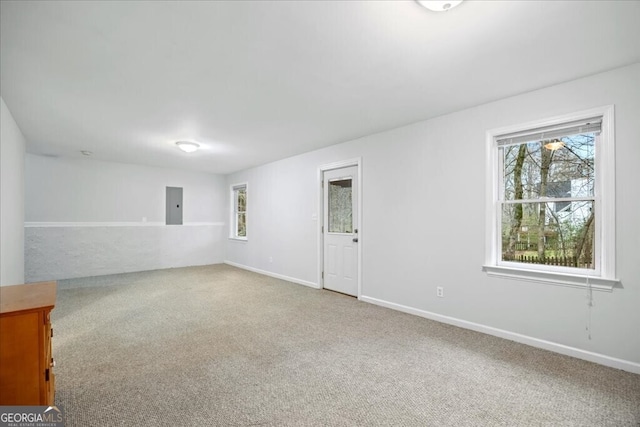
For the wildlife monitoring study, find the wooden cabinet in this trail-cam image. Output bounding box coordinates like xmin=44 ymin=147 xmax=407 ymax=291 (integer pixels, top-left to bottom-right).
xmin=0 ymin=281 xmax=57 ymax=405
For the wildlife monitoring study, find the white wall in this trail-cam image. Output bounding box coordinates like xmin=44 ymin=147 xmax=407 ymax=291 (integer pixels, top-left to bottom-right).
xmin=25 ymin=155 xmax=227 ymax=281
xmin=226 ymin=63 xmax=640 ymax=372
xmin=0 ymin=98 xmax=26 ymax=286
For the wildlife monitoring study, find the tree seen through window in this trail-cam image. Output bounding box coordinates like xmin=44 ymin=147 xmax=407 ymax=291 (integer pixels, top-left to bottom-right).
xmin=501 ymin=133 xmax=595 ymax=269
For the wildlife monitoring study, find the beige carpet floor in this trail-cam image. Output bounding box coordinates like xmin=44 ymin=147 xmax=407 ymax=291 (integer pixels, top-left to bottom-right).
xmin=52 ymin=264 xmax=640 ymax=426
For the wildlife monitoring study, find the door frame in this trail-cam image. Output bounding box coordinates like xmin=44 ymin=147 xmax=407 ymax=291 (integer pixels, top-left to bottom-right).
xmin=317 ymin=158 xmax=362 ymax=298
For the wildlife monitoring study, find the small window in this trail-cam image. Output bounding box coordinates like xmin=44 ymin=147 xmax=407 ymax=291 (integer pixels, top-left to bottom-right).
xmin=484 ymin=106 xmax=618 ymax=289
xmin=230 ymin=183 xmax=247 ymax=239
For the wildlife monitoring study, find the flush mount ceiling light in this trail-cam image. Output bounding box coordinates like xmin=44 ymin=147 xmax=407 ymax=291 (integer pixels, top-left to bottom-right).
xmin=417 ymin=0 xmax=463 ymax=12
xmin=544 ymin=139 xmax=565 ymax=151
xmin=175 ymin=141 xmax=200 ymax=153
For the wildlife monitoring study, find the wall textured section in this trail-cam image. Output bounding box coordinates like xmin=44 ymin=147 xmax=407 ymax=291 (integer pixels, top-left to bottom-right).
xmin=0 ymin=98 xmax=26 ymax=286
xmin=25 ymin=155 xmax=227 ymax=280
xmin=25 ymin=224 xmax=225 ymax=282
xmin=225 ymin=64 xmax=640 ymax=371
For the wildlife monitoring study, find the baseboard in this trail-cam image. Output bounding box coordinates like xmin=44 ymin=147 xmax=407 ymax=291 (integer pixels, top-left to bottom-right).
xmin=224 ymin=261 xmax=320 ymax=290
xmin=360 ymin=295 xmax=640 ymax=375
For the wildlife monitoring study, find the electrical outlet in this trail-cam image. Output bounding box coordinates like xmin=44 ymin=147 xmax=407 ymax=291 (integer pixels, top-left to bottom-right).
xmin=436 ymin=286 xmax=444 ymax=298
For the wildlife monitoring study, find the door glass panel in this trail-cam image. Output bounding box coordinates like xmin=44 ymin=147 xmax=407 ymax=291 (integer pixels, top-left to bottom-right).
xmin=328 ymin=178 xmax=353 ymax=233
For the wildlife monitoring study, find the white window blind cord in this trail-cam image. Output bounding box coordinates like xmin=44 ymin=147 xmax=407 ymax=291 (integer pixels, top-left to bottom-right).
xmin=586 ymin=276 xmax=593 ymax=340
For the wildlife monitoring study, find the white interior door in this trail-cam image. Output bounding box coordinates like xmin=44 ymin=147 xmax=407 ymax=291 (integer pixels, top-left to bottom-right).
xmin=323 ymin=166 xmax=358 ymax=296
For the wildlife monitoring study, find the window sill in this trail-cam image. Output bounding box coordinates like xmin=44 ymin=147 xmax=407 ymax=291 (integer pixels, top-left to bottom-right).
xmin=482 ymin=265 xmax=620 ymax=292
xmin=229 ymin=237 xmax=248 ymax=242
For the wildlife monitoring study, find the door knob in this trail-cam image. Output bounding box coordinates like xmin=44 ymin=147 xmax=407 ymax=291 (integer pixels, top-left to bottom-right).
xmin=352 ymin=237 xmax=359 ymax=243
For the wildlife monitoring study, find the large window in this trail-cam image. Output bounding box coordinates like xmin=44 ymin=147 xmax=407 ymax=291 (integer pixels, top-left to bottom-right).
xmin=231 ymin=183 xmax=247 ymax=239
xmin=484 ymin=106 xmax=618 ymax=290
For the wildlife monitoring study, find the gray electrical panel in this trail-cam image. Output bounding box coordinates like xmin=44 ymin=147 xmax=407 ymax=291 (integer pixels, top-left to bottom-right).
xmin=166 ymin=187 xmax=183 ymax=225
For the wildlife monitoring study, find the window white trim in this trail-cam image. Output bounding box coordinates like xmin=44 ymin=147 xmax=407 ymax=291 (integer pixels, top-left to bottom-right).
xmin=482 ymin=266 xmax=618 ymax=291
xmin=484 ymin=105 xmax=619 ymax=290
xmin=229 ymin=182 xmax=248 ymax=241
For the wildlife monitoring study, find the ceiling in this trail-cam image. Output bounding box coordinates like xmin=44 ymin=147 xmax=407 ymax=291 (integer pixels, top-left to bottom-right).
xmin=1 ymin=1 xmax=639 ymax=175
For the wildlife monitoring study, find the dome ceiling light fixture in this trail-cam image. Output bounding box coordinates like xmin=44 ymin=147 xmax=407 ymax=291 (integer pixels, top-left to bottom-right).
xmin=175 ymin=141 xmax=200 ymax=153
xmin=417 ymin=0 xmax=463 ymax=12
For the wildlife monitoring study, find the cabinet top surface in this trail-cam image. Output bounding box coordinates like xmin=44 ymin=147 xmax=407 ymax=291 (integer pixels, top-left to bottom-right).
xmin=0 ymin=281 xmax=57 ymax=314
